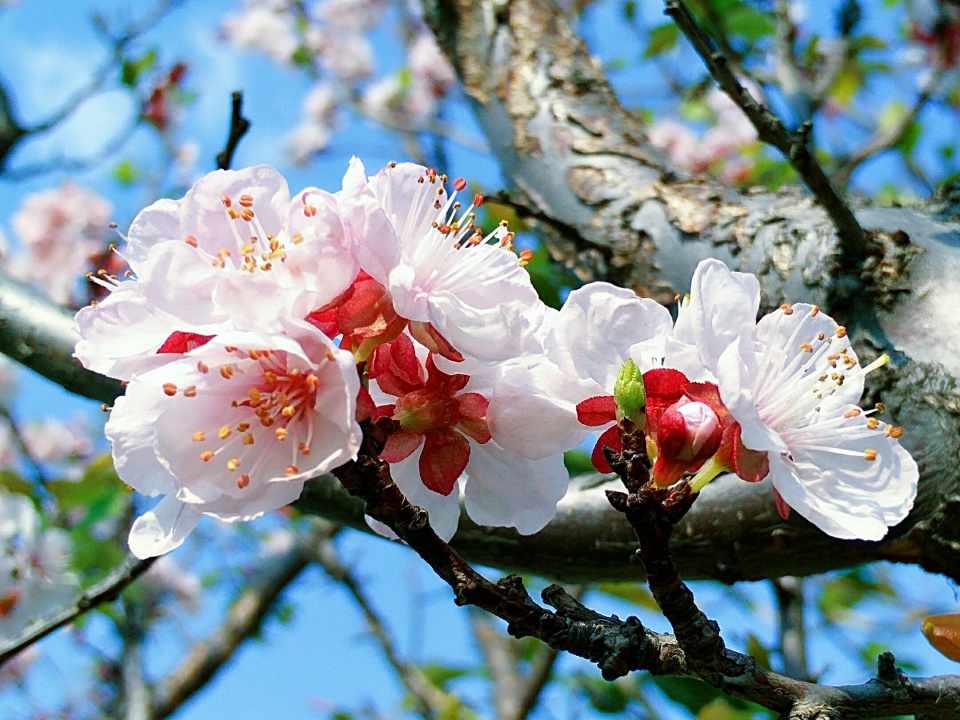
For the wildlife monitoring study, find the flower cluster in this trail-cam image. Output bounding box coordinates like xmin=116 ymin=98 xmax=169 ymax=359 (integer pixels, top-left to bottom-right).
xmin=75 ymin=159 xmax=918 ymax=558
xmin=75 ymin=160 xmax=564 ymax=556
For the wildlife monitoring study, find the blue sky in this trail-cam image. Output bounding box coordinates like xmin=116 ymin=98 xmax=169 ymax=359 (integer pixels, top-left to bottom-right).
xmin=0 ymin=0 xmax=958 ymax=717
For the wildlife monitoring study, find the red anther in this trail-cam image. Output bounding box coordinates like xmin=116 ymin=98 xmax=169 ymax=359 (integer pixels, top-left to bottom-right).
xmin=473 ymin=193 xmax=484 ymax=207
xmin=453 ymin=177 xmax=467 ymax=192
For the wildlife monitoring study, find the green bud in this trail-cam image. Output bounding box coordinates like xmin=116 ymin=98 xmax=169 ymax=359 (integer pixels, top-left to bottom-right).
xmin=613 ymin=359 xmax=646 ymax=423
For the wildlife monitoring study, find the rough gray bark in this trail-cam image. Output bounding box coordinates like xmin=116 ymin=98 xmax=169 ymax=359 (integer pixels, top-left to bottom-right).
xmin=4 ymin=0 xmax=960 ymax=586
xmin=418 ymin=0 xmax=960 ymax=584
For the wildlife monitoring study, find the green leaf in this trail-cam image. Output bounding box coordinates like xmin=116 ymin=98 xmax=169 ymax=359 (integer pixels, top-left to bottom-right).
xmin=113 ymin=160 xmax=142 ymax=186
xmin=830 ymin=63 xmax=864 ymax=107
xmin=817 ymin=569 xmax=896 ymax=621
xmin=696 ymin=698 xmax=758 ymax=720
xmin=598 ymin=582 xmax=660 ymax=612
xmin=120 ymin=47 xmax=157 ymax=87
xmin=724 ymin=6 xmax=773 ymax=41
xmin=574 ymin=674 xmax=638 ymax=714
xmin=645 ymin=23 xmax=680 ymax=58
xmin=420 ymin=663 xmax=469 ymax=690
xmin=0 ymin=470 xmax=33 ymax=496
xmin=652 ymin=676 xmax=729 ymax=714
xmin=291 ymin=45 xmax=313 ymax=68
xmin=563 ymin=450 xmax=595 ymax=477
xmin=746 ymin=633 xmax=771 ymax=671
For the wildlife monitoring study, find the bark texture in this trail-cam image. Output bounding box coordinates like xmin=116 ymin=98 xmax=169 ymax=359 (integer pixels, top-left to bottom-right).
xmin=5 ymin=0 xmax=960 ymax=586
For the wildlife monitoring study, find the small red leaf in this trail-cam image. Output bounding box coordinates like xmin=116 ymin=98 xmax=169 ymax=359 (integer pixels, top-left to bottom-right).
xmin=576 ymin=395 xmax=617 ymax=427
xmin=156 ymin=331 xmax=215 ymax=354
xmin=381 ymin=430 xmax=423 ymax=463
xmin=732 ymin=425 xmax=770 ymax=483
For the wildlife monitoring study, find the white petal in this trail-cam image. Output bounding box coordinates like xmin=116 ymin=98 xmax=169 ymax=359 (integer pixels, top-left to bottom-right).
xmin=546 ymin=282 xmax=673 ymax=390
xmin=128 ymin=495 xmax=202 ymax=558
xmin=716 ymin=340 xmax=788 ymax=453
xmin=464 ymin=442 xmax=568 ymax=535
xmin=671 ymin=258 xmax=760 ymax=376
xmin=105 ymin=390 xmax=179 ymax=497
xmin=769 ymin=422 xmax=917 ymax=541
xmin=73 ymin=283 xmax=182 ymax=379
xmin=487 ymin=360 xmax=592 ymax=459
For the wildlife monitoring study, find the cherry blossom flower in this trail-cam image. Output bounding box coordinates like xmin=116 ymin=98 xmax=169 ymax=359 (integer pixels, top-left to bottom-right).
xmin=75 ymin=165 xmax=357 ymax=379
xmin=21 ymin=416 xmax=95 ymax=467
xmin=337 ymin=159 xmax=544 ymax=367
xmin=673 ymin=259 xmax=918 ymax=540
xmin=315 ymin=0 xmax=385 ymax=33
xmin=714 ymin=302 xmax=917 ymax=540
xmin=107 ymin=321 xmax=362 ymax=558
xmin=408 ymin=32 xmax=456 ymax=98
xmin=9 ymin=182 xmax=112 ymax=304
xmin=222 ymin=3 xmax=299 ymax=63
xmin=368 ymin=332 xmax=567 ymax=541
xmin=320 ymin=32 xmax=375 ymax=82
xmin=489 ymin=281 xmax=674 ymax=468
xmin=0 ymin=492 xmax=78 ymax=639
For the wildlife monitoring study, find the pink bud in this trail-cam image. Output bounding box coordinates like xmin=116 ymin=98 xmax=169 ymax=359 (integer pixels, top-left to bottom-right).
xmin=657 ymin=401 xmax=722 ymax=463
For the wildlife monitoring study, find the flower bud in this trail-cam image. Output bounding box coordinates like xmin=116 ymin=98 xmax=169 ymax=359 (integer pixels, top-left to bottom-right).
xmin=657 ymin=401 xmax=722 ymax=463
xmin=613 ymin=359 xmax=646 ymax=424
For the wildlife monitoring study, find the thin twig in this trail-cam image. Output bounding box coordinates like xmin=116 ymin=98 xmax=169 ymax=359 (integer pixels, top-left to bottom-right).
xmin=315 ymin=534 xmax=452 ymax=720
xmin=471 ymin=611 xmax=523 ymax=720
xmin=773 ymin=577 xmax=810 ymax=681
xmin=832 ymin=67 xmax=946 ymax=187
xmin=0 ymin=555 xmax=156 ymax=666
xmin=664 ymin=0 xmax=870 ymax=268
xmin=150 ymin=525 xmax=326 ymax=719
xmin=215 ymin=91 xmax=252 ymax=171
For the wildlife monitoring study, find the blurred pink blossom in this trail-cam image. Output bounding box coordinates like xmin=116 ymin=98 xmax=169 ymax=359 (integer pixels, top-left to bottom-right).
xmin=9 ymin=182 xmax=111 ymax=304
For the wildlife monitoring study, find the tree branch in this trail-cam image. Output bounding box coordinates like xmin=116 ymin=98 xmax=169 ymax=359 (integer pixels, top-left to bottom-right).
xmin=314 ymin=531 xmax=454 ymax=720
xmin=0 ymin=555 xmax=155 ymax=667
xmin=329 ymin=419 xmax=960 ymax=718
xmin=832 ymin=67 xmax=946 ymax=187
xmin=215 ymin=91 xmax=251 ymax=171
xmin=773 ymin=577 xmax=810 ymax=681
xmin=150 ymin=526 xmax=324 ymax=719
xmin=663 ymin=0 xmax=869 ymax=269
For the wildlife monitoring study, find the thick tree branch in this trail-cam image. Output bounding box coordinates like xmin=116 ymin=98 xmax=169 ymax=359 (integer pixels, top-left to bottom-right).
xmin=0 ymin=555 xmax=155 ymax=666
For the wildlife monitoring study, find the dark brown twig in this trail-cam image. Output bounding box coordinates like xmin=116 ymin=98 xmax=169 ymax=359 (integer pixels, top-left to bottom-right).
xmin=215 ymin=91 xmax=251 ymax=171
xmin=331 ymin=420 xmax=960 ymax=718
xmin=664 ymin=0 xmax=870 ymax=268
